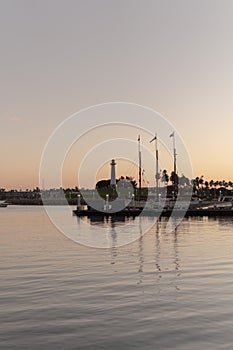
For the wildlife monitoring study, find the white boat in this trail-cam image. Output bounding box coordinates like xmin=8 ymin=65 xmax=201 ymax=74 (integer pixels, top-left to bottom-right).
xmin=219 ymin=195 xmax=233 ymax=203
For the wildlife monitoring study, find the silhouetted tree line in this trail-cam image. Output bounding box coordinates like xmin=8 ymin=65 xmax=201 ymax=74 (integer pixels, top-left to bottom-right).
xmin=160 ymin=171 xmax=233 ymax=199
xmin=1 ymin=173 xmax=232 ymax=203
xmin=96 ymin=176 xmax=137 ymax=189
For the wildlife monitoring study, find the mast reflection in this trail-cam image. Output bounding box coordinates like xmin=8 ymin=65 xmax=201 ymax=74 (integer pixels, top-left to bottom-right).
xmin=137 ymin=216 xmax=144 ymax=285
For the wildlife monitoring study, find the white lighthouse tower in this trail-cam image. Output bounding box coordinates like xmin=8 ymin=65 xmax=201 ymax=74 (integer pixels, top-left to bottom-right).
xmin=110 ymin=159 xmax=116 ymax=188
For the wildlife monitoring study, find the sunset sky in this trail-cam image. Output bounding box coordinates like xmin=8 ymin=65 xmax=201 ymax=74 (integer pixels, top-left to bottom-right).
xmin=1 ymin=0 xmax=233 ymax=189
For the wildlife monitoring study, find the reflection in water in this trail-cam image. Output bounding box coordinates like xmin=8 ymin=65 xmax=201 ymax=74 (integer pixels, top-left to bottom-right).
xmin=137 ymin=217 xmax=144 ymax=286
xmin=76 ymin=215 xmax=183 ymax=290
xmin=172 ymin=226 xmax=181 ymax=291
xmin=151 ymin=218 xmax=181 ymax=292
xmin=85 ymin=215 xmax=120 ymax=262
xmin=174 ymin=228 xmax=180 ymax=273
xmin=154 ymin=221 xmax=162 ymax=281
xmin=109 ymin=218 xmax=118 ymax=263
xmin=77 ymin=214 xmax=135 ymax=227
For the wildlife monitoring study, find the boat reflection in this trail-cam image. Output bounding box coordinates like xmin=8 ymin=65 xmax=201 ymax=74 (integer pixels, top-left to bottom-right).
xmin=76 ymin=214 xmax=136 ymax=226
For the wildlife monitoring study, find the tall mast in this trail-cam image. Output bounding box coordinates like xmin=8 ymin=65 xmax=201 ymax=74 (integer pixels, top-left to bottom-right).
xmin=170 ymin=131 xmax=176 ymax=174
xmin=150 ymin=133 xmax=159 ymax=200
xmin=170 ymin=131 xmax=178 ymax=196
xmin=138 ymin=135 xmax=142 ymax=201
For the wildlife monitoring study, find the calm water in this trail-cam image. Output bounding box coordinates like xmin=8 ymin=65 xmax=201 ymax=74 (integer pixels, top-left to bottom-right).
xmin=1 ymin=206 xmax=233 ymax=349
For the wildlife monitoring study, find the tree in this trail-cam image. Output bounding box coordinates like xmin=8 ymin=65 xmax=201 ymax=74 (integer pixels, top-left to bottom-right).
xmin=170 ymin=171 xmax=179 ymax=196
xmin=199 ymin=176 xmax=204 ymax=188
xmin=161 ymin=170 xmax=169 ymax=185
xmin=170 ymin=171 xmax=179 ymax=186
xmin=192 ymin=177 xmax=200 ymax=194
xmin=96 ymin=179 xmax=110 ymax=189
xmin=129 ymin=179 xmax=137 ymax=189
xmin=204 ymin=181 xmax=209 ymax=188
xmin=179 ymin=174 xmax=191 ymax=187
xmin=209 ymin=180 xmax=214 ymax=188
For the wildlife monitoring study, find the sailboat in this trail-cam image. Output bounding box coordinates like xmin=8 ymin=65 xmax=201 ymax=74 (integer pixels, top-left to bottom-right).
xmin=0 ymin=201 xmax=8 ymax=208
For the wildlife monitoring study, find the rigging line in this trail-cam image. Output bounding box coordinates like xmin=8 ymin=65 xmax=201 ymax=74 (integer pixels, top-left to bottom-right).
xmin=124 ymin=157 xmax=139 ymax=177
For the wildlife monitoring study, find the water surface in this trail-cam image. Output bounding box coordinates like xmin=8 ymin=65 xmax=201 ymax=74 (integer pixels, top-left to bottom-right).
xmin=1 ymin=206 xmax=233 ymax=349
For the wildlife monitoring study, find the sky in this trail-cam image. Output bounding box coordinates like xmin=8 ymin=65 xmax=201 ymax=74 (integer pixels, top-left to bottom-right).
xmin=1 ymin=0 xmax=233 ymax=189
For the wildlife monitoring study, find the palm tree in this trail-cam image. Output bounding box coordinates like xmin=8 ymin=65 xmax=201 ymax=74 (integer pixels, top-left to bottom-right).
xmin=170 ymin=171 xmax=178 ymax=185
xmin=208 ymin=180 xmax=214 ymax=199
xmin=161 ymin=170 xmax=169 ymax=186
xmin=223 ymin=180 xmax=228 ymax=189
xmin=170 ymin=171 xmax=179 ymax=196
xmin=209 ymin=180 xmax=214 ymax=188
xmin=192 ymin=177 xmax=200 ymax=195
xmin=213 ymin=180 xmax=219 ymax=188
xmin=199 ymin=176 xmax=204 ymax=188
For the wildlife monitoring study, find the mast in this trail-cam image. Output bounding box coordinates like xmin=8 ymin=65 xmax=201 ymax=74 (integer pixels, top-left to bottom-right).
xmin=138 ymin=135 xmax=142 ymax=201
xmin=170 ymin=131 xmax=177 ymax=196
xmin=170 ymin=131 xmax=177 ymax=174
xmin=150 ymin=133 xmax=159 ymax=200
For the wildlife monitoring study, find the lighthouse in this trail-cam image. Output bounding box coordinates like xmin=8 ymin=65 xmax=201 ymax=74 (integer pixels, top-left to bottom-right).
xmin=110 ymin=159 xmax=116 ymax=188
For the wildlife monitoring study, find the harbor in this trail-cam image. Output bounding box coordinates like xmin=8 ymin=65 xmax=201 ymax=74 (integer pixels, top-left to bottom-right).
xmin=73 ymin=198 xmax=233 ymax=218
xmin=73 ymin=133 xmax=233 ymax=219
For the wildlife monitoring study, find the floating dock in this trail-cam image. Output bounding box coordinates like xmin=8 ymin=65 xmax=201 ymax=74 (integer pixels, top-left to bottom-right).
xmin=73 ymin=206 xmax=233 ymax=218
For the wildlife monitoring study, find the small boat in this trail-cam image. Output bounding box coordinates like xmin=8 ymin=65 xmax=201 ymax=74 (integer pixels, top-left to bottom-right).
xmin=0 ymin=201 xmax=8 ymax=208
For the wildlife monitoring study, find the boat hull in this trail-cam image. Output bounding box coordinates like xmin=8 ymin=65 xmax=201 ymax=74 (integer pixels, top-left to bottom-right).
xmin=0 ymin=203 xmax=8 ymax=208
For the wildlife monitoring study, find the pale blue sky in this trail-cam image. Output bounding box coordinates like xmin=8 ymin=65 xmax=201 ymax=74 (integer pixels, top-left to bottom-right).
xmin=0 ymin=0 xmax=233 ymax=189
